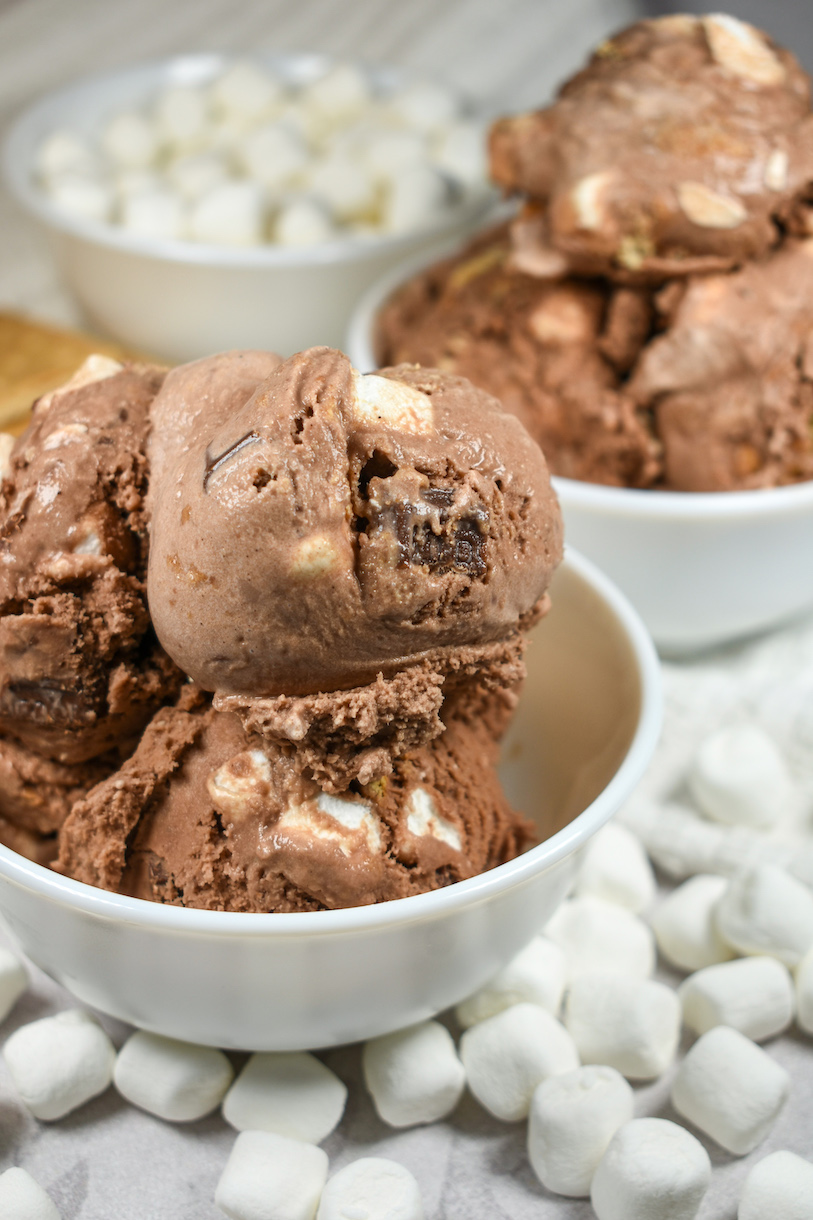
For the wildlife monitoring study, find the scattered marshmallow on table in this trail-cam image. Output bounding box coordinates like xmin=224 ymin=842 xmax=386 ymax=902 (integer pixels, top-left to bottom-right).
xmin=454 ymin=936 xmax=566 ymax=1028
xmin=460 ymin=1002 xmax=579 ymax=1122
xmin=3 ymin=1009 xmax=115 ymax=1120
xmin=797 ymin=943 xmax=813 ymax=1035
xmin=738 ymin=1150 xmax=813 ymax=1220
xmin=362 ymin=1019 xmax=465 ymax=1128
xmin=316 ymin=1158 xmax=423 ymax=1220
xmin=215 ymin=1130 xmax=328 ymax=1220
xmin=0 ymin=945 xmax=27 ymax=1023
xmin=564 ymin=973 xmax=681 ymax=1081
xmin=689 ymin=724 xmax=794 ymax=829
xmin=679 ymin=956 xmax=795 ymax=1042
xmin=671 ymin=1025 xmax=790 ymax=1155
xmin=113 ymin=1030 xmax=233 ymax=1122
xmin=590 ymin=1118 xmax=711 ymax=1220
xmin=222 ymin=1051 xmax=346 ymax=1144
xmin=715 ymin=864 xmax=813 ymax=967
xmin=650 ymin=874 xmax=733 ymax=972
xmin=0 ymin=1167 xmax=61 ymax=1220
xmin=575 ymin=822 xmax=656 ymax=913
xmin=527 ymin=1065 xmax=634 ymax=1197
xmin=545 ymin=896 xmax=655 ymax=980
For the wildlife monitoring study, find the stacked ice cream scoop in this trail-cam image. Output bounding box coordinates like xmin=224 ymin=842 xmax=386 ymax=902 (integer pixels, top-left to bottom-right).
xmin=0 ymin=345 xmax=562 ymax=911
xmin=377 ymin=14 xmax=813 ymax=491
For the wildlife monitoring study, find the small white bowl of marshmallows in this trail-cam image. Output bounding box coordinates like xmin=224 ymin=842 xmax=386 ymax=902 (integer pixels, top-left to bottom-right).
xmin=3 ymin=55 xmax=495 ymax=359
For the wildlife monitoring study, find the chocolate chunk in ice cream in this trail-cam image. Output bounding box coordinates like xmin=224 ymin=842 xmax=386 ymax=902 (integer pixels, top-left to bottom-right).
xmin=489 ymin=14 xmax=813 ymax=282
xmin=57 ymin=688 xmax=535 ymax=912
xmin=0 ymin=357 xmax=183 ymax=764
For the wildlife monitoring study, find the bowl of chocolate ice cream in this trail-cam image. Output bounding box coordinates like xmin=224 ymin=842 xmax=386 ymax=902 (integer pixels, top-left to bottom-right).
xmin=349 ymin=13 xmax=813 ymax=654
xmin=0 ymin=345 xmax=658 ymax=1050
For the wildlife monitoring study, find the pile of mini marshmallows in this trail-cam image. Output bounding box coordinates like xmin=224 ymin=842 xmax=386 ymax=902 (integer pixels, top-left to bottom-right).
xmin=2 ymin=722 xmax=813 ymax=1220
xmin=34 ymin=61 xmax=488 ymax=248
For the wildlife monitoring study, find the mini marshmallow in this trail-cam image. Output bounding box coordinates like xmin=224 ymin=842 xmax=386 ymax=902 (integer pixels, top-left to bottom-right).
xmin=154 ymin=85 xmax=209 ymax=150
xmin=715 ymin=864 xmax=813 ymax=967
xmin=0 ymin=946 xmax=27 ymax=1023
xmin=564 ymin=974 xmax=681 ymax=1080
xmin=431 ymin=120 xmax=486 ymax=187
xmin=455 ymin=936 xmax=567 ymax=1028
xmin=274 ymin=199 xmax=336 ymax=247
xmin=689 ymin=725 xmax=794 ymax=829
xmin=527 ymin=1065 xmax=634 ymax=1197
xmin=36 ymin=130 xmax=98 ymax=179
xmin=590 ymin=1118 xmax=711 ymax=1220
xmin=223 ymin=1051 xmax=346 ymax=1144
xmin=383 ymin=164 xmax=447 ymax=233
xmin=362 ymin=1019 xmax=464 ymax=1128
xmin=305 ymin=65 xmax=370 ymax=123
xmin=671 ymin=1025 xmax=790 ymax=1155
xmin=166 ymin=152 xmax=229 ymax=201
xmin=120 ymin=189 xmax=186 ymax=240
xmin=388 ymin=82 xmax=459 ymax=132
xmin=114 ymin=1030 xmax=233 ymax=1121
xmin=679 ymin=956 xmax=795 ymax=1042
xmin=650 ymin=875 xmax=733 ymax=972
xmin=363 ymin=130 xmax=426 ymax=181
xmin=215 ymin=1130 xmax=328 ymax=1220
xmin=460 ymin=1002 xmax=579 ymax=1122
xmin=545 ymin=896 xmax=656 ymax=980
xmin=575 ymin=822 xmax=656 ymax=913
xmin=316 ymin=1158 xmax=423 ymax=1220
xmin=3 ymin=1009 xmax=115 ymax=1120
xmin=238 ymin=123 xmax=309 ymax=190
xmin=797 ymin=943 xmax=813 ymax=1035
xmin=307 ymin=156 xmax=378 ymax=222
xmin=47 ymin=175 xmax=112 ymax=223
xmin=101 ymin=111 xmax=158 ymax=169
xmin=190 ymin=181 xmax=265 ymax=245
xmin=738 ymin=1150 xmax=813 ymax=1220
xmin=211 ymin=62 xmax=282 ymax=122
xmin=0 ymin=1168 xmax=61 ymax=1220
xmin=0 ymin=433 xmax=16 ymax=480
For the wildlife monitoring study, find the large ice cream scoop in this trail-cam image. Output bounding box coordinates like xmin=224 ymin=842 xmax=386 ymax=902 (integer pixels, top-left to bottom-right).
xmin=148 ymin=347 xmax=562 ymax=697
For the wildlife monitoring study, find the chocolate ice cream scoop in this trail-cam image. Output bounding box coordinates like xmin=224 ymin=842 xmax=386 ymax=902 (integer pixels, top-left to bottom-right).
xmin=0 ymin=357 xmax=182 ymax=764
xmin=490 ymin=14 xmax=813 ymax=282
xmin=57 ymin=688 xmax=535 ymax=913
xmin=148 ymin=347 xmax=562 ymax=699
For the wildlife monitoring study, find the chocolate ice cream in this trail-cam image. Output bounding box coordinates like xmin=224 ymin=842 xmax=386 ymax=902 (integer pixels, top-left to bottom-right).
xmin=57 ymin=687 xmax=534 ymax=912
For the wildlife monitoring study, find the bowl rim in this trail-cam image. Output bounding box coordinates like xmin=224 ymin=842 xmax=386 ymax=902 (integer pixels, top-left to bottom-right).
xmin=346 ymin=239 xmax=813 ymax=518
xmin=2 ymin=51 xmax=497 ymax=270
xmin=0 ymin=547 xmax=661 ymax=938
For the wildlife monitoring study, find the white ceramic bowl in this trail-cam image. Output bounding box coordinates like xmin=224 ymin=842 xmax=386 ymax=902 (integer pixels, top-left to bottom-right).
xmin=0 ymin=550 xmax=659 ymax=1051
xmin=2 ymin=55 xmax=495 ymax=361
xmin=347 ymin=255 xmax=813 ymax=656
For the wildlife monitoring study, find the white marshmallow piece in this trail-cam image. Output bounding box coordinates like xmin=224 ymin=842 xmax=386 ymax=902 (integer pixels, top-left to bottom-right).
xmin=167 ymin=152 xmax=229 ymax=201
xmin=316 ymin=1158 xmax=423 ymax=1220
xmin=363 ymin=130 xmax=426 ymax=181
xmin=671 ymin=1025 xmax=790 ymax=1155
xmin=154 ymin=85 xmax=209 ymax=150
xmin=101 ymin=111 xmax=158 ymax=169
xmin=211 ymin=62 xmax=282 ymax=123
xmin=738 ymin=1150 xmax=813 ymax=1220
xmin=120 ymin=190 xmax=186 ymax=240
xmin=564 ymin=974 xmax=681 ymax=1080
xmin=545 ymin=896 xmax=656 ymax=981
xmin=383 ymin=164 xmax=447 ymax=234
xmin=715 ymin=864 xmax=813 ymax=967
xmin=431 ymin=120 xmax=486 ymax=187
xmin=388 ymin=82 xmax=459 ymax=132
xmin=114 ymin=1030 xmax=233 ymax=1121
xmin=575 ymin=822 xmax=656 ymax=913
xmin=0 ymin=1168 xmax=61 ymax=1220
xmin=3 ymin=1009 xmax=115 ymax=1120
xmin=222 ymin=1051 xmax=346 ymax=1144
xmin=362 ymin=1019 xmax=464 ymax=1128
xmin=0 ymin=946 xmax=27 ymax=1023
xmin=650 ymin=875 xmax=733 ymax=972
xmin=460 ymin=1002 xmax=579 ymax=1122
xmin=455 ymin=936 xmax=567 ymax=1028
xmin=37 ymin=129 xmax=98 ymax=179
xmin=591 ymin=1118 xmax=711 ymax=1220
xmin=679 ymin=956 xmax=795 ymax=1042
xmin=190 ymin=181 xmax=265 ymax=246
xmin=47 ymin=175 xmax=112 ymax=223
xmin=305 ymin=65 xmax=370 ymax=124
xmin=527 ymin=1065 xmax=634 ymax=1197
xmin=238 ymin=123 xmax=309 ymax=190
xmin=690 ymin=725 xmax=794 ymax=829
xmin=274 ymin=199 xmax=336 ymax=247
xmin=307 ymin=156 xmax=378 ymax=222
xmin=215 ymin=1130 xmax=328 ymax=1220
xmin=797 ymin=943 xmax=813 ymax=1035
